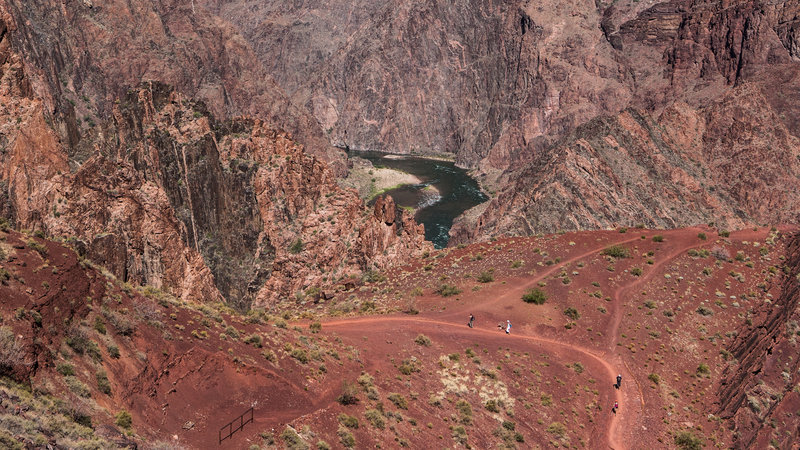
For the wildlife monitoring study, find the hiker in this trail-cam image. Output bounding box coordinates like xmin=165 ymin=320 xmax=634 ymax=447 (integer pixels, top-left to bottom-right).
xmin=616 ymin=374 xmax=622 ymax=389
xmin=611 ymin=401 xmax=618 ymax=415
xmin=468 ymin=314 xmax=474 ymax=328
xmin=505 ymin=320 xmax=511 ymax=334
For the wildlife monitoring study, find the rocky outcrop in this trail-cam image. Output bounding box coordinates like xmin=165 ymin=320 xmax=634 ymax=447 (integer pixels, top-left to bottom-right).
xmin=715 ymin=231 xmax=800 ymax=449
xmin=0 ymin=18 xmax=430 ymax=309
xmin=450 ymin=76 xmax=800 ymax=243
xmin=0 ymin=0 xmax=345 ymax=174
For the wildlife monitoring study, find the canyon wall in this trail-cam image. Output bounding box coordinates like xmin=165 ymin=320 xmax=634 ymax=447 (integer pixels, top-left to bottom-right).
xmin=0 ymin=18 xmax=429 ymax=309
xmin=716 ymin=231 xmax=800 ymax=449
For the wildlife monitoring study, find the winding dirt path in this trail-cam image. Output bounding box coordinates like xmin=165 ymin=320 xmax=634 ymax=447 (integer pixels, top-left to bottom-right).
xmin=302 ymin=227 xmax=771 ymax=448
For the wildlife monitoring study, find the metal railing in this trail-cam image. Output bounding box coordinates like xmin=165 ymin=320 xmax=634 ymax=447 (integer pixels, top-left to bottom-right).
xmin=219 ymin=407 xmax=254 ymax=445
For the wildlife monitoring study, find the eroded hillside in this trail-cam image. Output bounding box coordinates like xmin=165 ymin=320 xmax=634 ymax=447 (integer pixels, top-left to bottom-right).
xmin=3 ymin=223 xmax=797 ymax=448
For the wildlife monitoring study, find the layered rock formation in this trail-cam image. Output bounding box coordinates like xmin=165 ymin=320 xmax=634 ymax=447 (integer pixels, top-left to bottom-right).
xmin=0 ymin=16 xmax=429 ymax=309
xmin=0 ymin=0 xmax=345 ymax=173
xmin=451 ymin=73 xmax=800 ymax=243
xmin=716 ymin=230 xmax=800 ymax=449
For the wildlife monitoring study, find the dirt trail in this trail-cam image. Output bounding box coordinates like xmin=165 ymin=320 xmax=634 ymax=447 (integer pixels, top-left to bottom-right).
xmin=305 ymin=227 xmax=771 ymax=448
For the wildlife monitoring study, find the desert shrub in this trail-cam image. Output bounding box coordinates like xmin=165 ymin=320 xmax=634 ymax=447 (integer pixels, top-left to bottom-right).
xmin=93 ymin=317 xmax=106 ymax=335
xmin=696 ymin=363 xmax=710 ymax=376
xmin=0 ymin=326 xmax=26 ymax=375
xmin=485 ymin=399 xmax=500 ymax=412
xmin=65 ymin=376 xmax=91 ymax=397
xmin=522 ymin=288 xmax=546 ymax=304
xmin=652 ymin=235 xmax=664 ymax=242
xmin=65 ymin=326 xmax=92 ymax=354
xmin=290 ymin=348 xmax=309 ymax=364
xmin=601 ymin=245 xmax=630 ymax=258
xmin=718 ymin=230 xmax=730 ymax=237
xmin=337 ymin=427 xmax=355 ymax=448
xmin=103 ymin=310 xmax=135 ymax=336
xmin=362 ymin=270 xmax=386 ymax=283
xmin=451 ymin=426 xmax=468 ymax=445
xmin=456 ymin=399 xmax=472 ymax=425
xmin=26 ymin=239 xmax=48 ymax=257
xmin=698 ymin=232 xmax=707 ymax=240
xmin=398 ymin=359 xmax=419 ymax=375
xmin=510 ymin=260 xmax=523 ymax=268
xmin=96 ymin=370 xmax=112 ymax=395
xmin=547 ymin=422 xmax=566 ymax=437
xmin=388 ymin=393 xmax=408 ymax=409
xmin=435 ymin=284 xmax=461 ymax=297
xmin=414 ymin=334 xmax=431 ymax=347
xmin=364 ymin=409 xmax=385 ymax=429
xmin=309 ymin=322 xmax=322 ymax=333
xmin=711 ymin=246 xmax=730 ymax=261
xmin=571 ymin=362 xmax=584 ymax=374
xmin=244 ymin=334 xmax=263 ymax=348
xmin=316 ymin=441 xmax=330 ymax=450
xmin=57 ymin=363 xmax=75 ymax=376
xmin=338 ymin=413 xmax=359 ymax=429
xmin=107 ymin=344 xmax=120 ymax=359
xmin=674 ymin=430 xmax=703 ymax=450
xmin=696 ymin=306 xmax=714 ymax=316
xmin=281 ymin=427 xmax=307 ymax=450
xmin=648 ymin=373 xmax=661 ymax=385
xmin=336 ymin=380 xmax=359 ymax=405
xmin=563 ymin=307 xmax=580 ymax=321
xmin=477 ymin=271 xmax=494 ymax=283
xmin=289 ymin=238 xmax=304 ymax=254
xmin=735 ymin=251 xmax=746 ymax=262
xmin=540 ymin=394 xmax=552 ymax=406
xmin=630 ymin=267 xmax=642 ymax=276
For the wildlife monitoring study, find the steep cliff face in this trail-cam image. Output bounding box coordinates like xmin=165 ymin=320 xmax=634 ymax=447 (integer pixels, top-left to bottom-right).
xmin=451 ymin=75 xmax=800 ymax=243
xmin=715 ymin=231 xmax=800 ymax=449
xmin=0 ymin=16 xmax=430 ymax=309
xmin=0 ymin=0 xmax=345 ymax=173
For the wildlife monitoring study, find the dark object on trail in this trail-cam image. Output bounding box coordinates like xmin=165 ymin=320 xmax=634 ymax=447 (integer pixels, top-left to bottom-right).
xmin=616 ymin=374 xmax=622 ymax=388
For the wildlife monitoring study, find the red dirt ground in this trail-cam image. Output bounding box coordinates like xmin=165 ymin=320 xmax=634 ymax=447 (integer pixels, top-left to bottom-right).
xmin=1 ymin=224 xmax=796 ymax=449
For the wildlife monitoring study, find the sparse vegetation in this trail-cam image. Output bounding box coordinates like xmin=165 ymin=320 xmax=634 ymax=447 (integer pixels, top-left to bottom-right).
xmin=414 ymin=334 xmax=432 ymax=346
xmin=477 ymin=270 xmax=494 ymax=283
xmin=563 ymin=307 xmax=580 ymax=321
xmin=522 ymin=288 xmax=547 ymax=304
xmin=388 ymin=393 xmax=408 ymax=409
xmin=674 ymin=430 xmax=703 ymax=450
xmin=336 ymin=380 xmax=359 ymax=405
xmin=115 ymin=410 xmax=132 ymax=429
xmin=289 ymin=238 xmax=304 ymax=254
xmin=648 ymin=373 xmax=660 ymax=385
xmin=601 ymin=245 xmax=630 ymax=258
xmin=435 ymin=284 xmax=462 ymax=297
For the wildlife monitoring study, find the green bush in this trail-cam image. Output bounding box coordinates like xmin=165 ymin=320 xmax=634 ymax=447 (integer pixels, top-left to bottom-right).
xmin=601 ymin=245 xmax=630 ymax=258
xmin=336 ymin=381 xmax=359 ymax=405
xmin=476 ymin=271 xmax=494 ymax=283
xmin=563 ymin=307 xmax=580 ymax=321
xmin=674 ymin=430 xmax=703 ymax=450
xmin=456 ymin=399 xmax=472 ymax=425
xmin=365 ymin=409 xmax=385 ymax=429
xmin=522 ymin=288 xmax=546 ymax=304
xmin=696 ymin=363 xmax=710 ymax=376
xmin=388 ymin=393 xmax=408 ymax=409
xmin=96 ymin=370 xmax=112 ymax=395
xmin=115 ymin=410 xmax=132 ymax=429
xmin=289 ymin=238 xmax=304 ymax=254
xmin=435 ymin=284 xmax=461 ymax=297
xmin=718 ymin=230 xmax=730 ymax=237
xmin=338 ymin=413 xmax=359 ymax=429
xmin=547 ymin=422 xmax=566 ymax=437
xmin=697 ymin=232 xmax=707 ymax=240
xmin=630 ymin=267 xmax=642 ymax=276
xmin=414 ymin=334 xmax=431 ymax=346
xmin=652 ymin=235 xmax=664 ymax=242
xmin=648 ymin=373 xmax=660 ymax=385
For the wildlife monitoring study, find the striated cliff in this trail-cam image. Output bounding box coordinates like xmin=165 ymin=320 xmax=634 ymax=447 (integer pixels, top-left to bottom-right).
xmin=450 ymin=72 xmax=800 ymax=243
xmin=0 ymin=17 xmax=430 ymax=309
xmin=716 ymin=231 xmax=800 ymax=449
xmin=0 ymin=0 xmax=345 ymax=173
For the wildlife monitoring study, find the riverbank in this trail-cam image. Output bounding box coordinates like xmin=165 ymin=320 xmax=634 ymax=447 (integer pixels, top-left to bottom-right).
xmin=338 ymin=159 xmax=421 ymax=200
